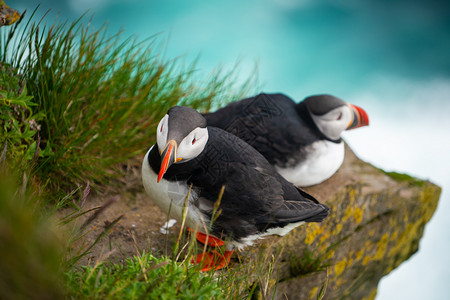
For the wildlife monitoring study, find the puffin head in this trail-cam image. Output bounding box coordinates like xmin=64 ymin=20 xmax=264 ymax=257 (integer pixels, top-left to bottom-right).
xmin=303 ymin=94 xmax=369 ymax=141
xmin=156 ymin=106 xmax=209 ymax=182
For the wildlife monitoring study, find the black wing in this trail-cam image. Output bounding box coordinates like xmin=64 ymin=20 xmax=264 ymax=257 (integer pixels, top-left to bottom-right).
xmin=191 ymin=127 xmax=329 ymax=239
xmin=204 ymin=93 xmax=323 ymax=166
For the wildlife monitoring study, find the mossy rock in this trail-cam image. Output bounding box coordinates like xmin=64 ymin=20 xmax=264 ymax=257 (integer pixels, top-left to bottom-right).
xmin=235 ymin=144 xmax=441 ymax=300
xmin=0 ymin=1 xmax=21 ymax=27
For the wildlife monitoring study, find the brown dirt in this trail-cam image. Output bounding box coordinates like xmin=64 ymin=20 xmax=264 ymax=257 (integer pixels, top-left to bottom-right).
xmin=60 ymin=154 xmax=183 ymax=266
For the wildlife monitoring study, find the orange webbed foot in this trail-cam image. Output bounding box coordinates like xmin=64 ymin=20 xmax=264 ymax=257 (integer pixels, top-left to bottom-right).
xmin=188 ymin=228 xmax=225 ymax=247
xmin=191 ymin=250 xmax=234 ymax=272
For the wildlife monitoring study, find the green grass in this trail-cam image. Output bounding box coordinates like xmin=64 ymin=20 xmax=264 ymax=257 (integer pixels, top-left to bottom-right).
xmin=289 ymin=247 xmax=331 ymax=277
xmin=0 ymin=169 xmax=65 ymax=300
xmin=65 ymin=252 xmax=224 ymax=299
xmin=379 ymin=169 xmax=425 ymax=187
xmin=1 ymin=9 xmax=256 ymax=195
xmin=0 ymin=62 xmax=44 ymax=176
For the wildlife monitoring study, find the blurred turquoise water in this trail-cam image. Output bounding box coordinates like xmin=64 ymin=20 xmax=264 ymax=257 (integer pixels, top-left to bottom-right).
xmin=13 ymin=1 xmax=450 ymax=298
xmin=16 ymin=0 xmax=450 ymax=97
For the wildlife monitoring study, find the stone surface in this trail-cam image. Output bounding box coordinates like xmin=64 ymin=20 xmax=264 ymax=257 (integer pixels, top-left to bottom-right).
xmin=236 ymin=144 xmax=441 ymax=299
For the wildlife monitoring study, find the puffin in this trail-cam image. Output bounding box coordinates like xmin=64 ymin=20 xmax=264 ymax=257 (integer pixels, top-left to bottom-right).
xmin=142 ymin=106 xmax=329 ymax=271
xmin=203 ymin=93 xmax=369 ymax=187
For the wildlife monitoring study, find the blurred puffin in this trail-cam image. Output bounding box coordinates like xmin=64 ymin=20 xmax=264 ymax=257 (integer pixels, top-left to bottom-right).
xmin=203 ymin=93 xmax=369 ymax=187
xmin=142 ymin=106 xmax=329 ymax=271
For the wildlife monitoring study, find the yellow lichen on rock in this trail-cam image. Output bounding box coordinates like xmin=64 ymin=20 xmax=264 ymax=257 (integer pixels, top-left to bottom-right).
xmin=237 ymin=146 xmax=441 ymax=300
xmin=374 ymin=233 xmax=389 ymax=260
xmin=304 ymin=222 xmax=325 ymax=245
xmin=341 ymin=187 xmax=364 ymax=225
xmin=362 ymin=288 xmax=378 ymax=300
xmin=0 ymin=1 xmax=21 ymax=26
xmin=355 ymin=248 xmax=365 ymax=262
xmin=353 ymin=206 xmax=364 ymax=224
xmin=331 ymin=222 xmax=343 ymax=237
xmin=308 ymin=286 xmax=318 ymax=299
xmin=334 ymin=259 xmax=347 ymax=277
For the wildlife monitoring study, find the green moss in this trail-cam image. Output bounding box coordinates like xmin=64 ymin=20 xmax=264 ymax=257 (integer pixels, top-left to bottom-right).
xmin=380 ymin=170 xmax=425 ymax=187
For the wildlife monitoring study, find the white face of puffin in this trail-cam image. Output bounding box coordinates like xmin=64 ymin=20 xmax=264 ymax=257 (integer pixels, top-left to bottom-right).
xmin=176 ymin=127 xmax=209 ymax=162
xmin=155 ymin=107 xmax=210 ymax=183
xmin=156 ymin=114 xmax=209 ymax=163
xmin=311 ymin=103 xmax=369 ymax=140
xmin=310 ymin=104 xmax=354 ymax=141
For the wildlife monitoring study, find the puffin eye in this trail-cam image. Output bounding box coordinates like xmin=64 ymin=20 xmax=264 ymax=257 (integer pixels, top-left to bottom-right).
xmin=337 ymin=113 xmax=342 ymax=120
xmin=192 ymin=137 xmax=196 ymax=145
xmin=160 ymin=124 xmax=163 ymax=132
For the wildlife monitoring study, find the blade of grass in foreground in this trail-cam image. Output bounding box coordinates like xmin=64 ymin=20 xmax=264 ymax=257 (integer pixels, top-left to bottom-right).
xmin=0 ymin=169 xmax=65 ymax=299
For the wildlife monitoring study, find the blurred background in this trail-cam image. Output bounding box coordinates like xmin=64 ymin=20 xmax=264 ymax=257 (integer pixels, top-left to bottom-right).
xmin=13 ymin=0 xmax=450 ymax=298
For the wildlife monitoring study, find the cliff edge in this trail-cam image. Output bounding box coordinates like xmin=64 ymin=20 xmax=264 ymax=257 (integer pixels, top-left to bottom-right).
xmin=237 ymin=144 xmax=441 ymax=299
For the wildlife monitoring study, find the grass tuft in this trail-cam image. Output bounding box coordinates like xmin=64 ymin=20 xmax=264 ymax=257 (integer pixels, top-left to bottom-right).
xmin=289 ymin=247 xmax=331 ymax=277
xmin=0 ymin=62 xmax=43 ymax=176
xmin=65 ymin=252 xmax=224 ymax=299
xmin=1 ymin=9 xmax=257 ymax=194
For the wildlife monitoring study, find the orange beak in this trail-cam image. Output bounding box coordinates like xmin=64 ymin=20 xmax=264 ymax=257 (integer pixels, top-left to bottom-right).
xmin=157 ymin=140 xmax=177 ymax=183
xmin=347 ymin=104 xmax=369 ymax=130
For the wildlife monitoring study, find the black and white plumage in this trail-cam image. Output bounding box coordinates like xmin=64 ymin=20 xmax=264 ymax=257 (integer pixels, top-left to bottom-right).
xmin=142 ymin=106 xmax=329 ymax=251
xmin=203 ymin=93 xmax=369 ymax=187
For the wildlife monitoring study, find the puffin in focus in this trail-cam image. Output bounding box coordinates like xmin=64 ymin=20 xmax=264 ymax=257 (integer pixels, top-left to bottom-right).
xmin=142 ymin=106 xmax=329 ymax=271
xmin=203 ymin=93 xmax=369 ymax=187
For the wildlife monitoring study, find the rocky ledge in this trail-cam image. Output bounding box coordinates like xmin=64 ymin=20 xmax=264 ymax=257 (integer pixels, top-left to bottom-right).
xmin=237 ymin=144 xmax=441 ymax=299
